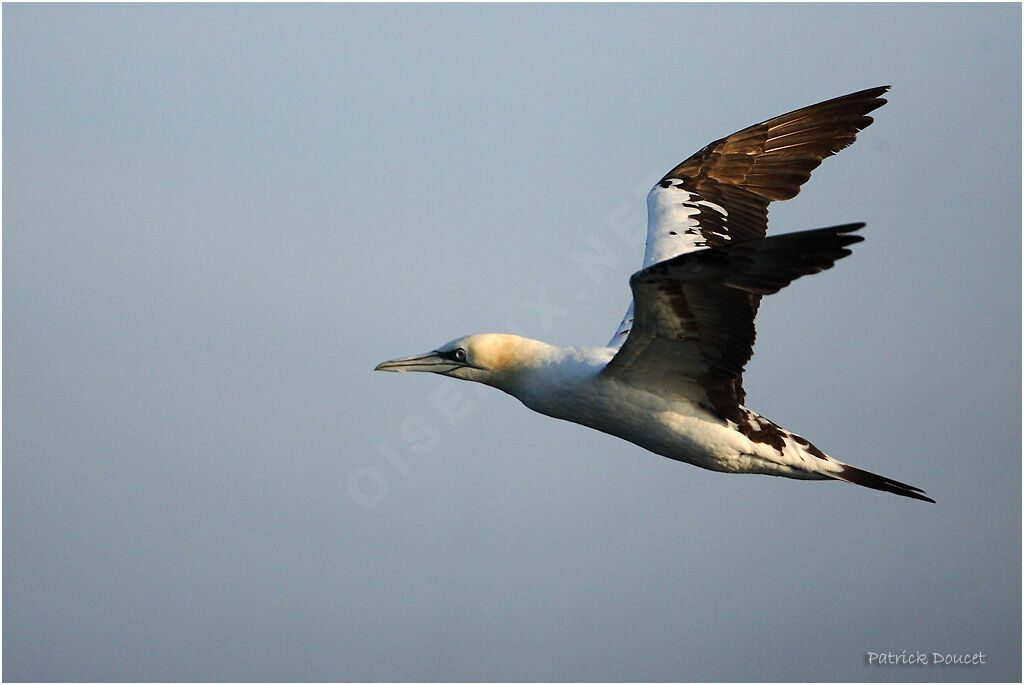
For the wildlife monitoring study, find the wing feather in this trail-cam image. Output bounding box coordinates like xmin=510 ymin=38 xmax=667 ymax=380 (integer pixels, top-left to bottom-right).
xmin=604 ymin=225 xmax=865 ymax=419
xmin=608 ymin=86 xmax=887 ymax=347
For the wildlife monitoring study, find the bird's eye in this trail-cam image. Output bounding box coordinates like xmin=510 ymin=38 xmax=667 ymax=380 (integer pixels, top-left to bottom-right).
xmin=452 ymin=348 xmax=467 ymax=362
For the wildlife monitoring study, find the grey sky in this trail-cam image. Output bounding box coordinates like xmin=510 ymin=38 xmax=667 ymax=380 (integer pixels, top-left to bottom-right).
xmin=4 ymin=3 xmax=1020 ymax=682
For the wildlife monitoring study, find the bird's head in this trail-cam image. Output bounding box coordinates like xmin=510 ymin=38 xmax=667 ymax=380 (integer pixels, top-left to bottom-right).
xmin=374 ymin=333 xmax=547 ymax=387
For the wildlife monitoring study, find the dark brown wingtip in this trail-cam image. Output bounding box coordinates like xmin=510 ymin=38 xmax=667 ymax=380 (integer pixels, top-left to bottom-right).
xmin=795 ymin=84 xmax=890 ymax=117
xmin=661 ymin=86 xmax=891 ymax=210
xmin=833 ymin=464 xmax=935 ymax=503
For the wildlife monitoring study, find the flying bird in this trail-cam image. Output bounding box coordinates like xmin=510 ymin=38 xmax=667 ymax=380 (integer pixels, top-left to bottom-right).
xmin=376 ymin=86 xmax=933 ymax=503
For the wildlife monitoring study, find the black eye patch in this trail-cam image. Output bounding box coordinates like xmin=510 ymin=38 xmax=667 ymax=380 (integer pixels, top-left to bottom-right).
xmin=440 ymin=348 xmax=467 ymax=363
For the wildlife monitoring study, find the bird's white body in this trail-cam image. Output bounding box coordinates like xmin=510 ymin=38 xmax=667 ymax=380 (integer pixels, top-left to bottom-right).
xmin=454 ymin=336 xmax=829 ymax=480
xmin=376 ymin=87 xmax=933 ymax=502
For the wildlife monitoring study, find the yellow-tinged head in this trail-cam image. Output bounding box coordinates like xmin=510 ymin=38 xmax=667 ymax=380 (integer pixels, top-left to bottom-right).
xmin=374 ymin=333 xmax=550 ymax=386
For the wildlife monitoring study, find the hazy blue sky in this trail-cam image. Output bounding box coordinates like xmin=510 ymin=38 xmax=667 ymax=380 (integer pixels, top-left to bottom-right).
xmin=4 ymin=3 xmax=1020 ymax=682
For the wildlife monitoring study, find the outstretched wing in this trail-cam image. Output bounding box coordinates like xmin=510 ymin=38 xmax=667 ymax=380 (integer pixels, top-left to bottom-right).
xmin=602 ymin=225 xmax=864 ymax=421
xmin=607 ymin=86 xmax=887 ymax=348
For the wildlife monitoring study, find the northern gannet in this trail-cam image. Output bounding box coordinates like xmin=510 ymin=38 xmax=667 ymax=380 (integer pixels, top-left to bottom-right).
xmin=376 ymin=86 xmax=934 ymax=503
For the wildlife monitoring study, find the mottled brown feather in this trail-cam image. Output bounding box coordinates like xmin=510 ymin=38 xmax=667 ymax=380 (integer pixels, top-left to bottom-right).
xmin=661 ymin=86 xmax=888 ymax=237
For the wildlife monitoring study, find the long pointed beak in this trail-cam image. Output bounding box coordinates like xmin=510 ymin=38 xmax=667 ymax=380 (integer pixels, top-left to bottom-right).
xmin=374 ymin=351 xmax=457 ymax=373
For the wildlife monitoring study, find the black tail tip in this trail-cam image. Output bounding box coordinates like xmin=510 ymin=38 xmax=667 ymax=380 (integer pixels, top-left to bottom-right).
xmin=834 ymin=465 xmax=935 ymax=503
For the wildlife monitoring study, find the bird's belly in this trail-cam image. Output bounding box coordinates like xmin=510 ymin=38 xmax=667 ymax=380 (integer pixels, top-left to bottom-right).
xmin=523 ymin=380 xmax=750 ymax=472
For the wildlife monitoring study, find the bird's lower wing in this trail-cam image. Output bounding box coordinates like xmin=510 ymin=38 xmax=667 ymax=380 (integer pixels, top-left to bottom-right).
xmin=603 ymin=224 xmax=864 ymax=415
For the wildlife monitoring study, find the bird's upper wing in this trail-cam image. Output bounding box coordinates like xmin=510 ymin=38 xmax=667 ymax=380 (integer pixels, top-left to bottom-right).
xmin=607 ymin=86 xmax=887 ymax=348
xmin=602 ymin=225 xmax=864 ymax=419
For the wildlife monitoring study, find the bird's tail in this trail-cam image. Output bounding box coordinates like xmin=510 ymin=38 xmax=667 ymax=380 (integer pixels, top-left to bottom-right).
xmin=828 ymin=462 xmax=935 ymax=503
